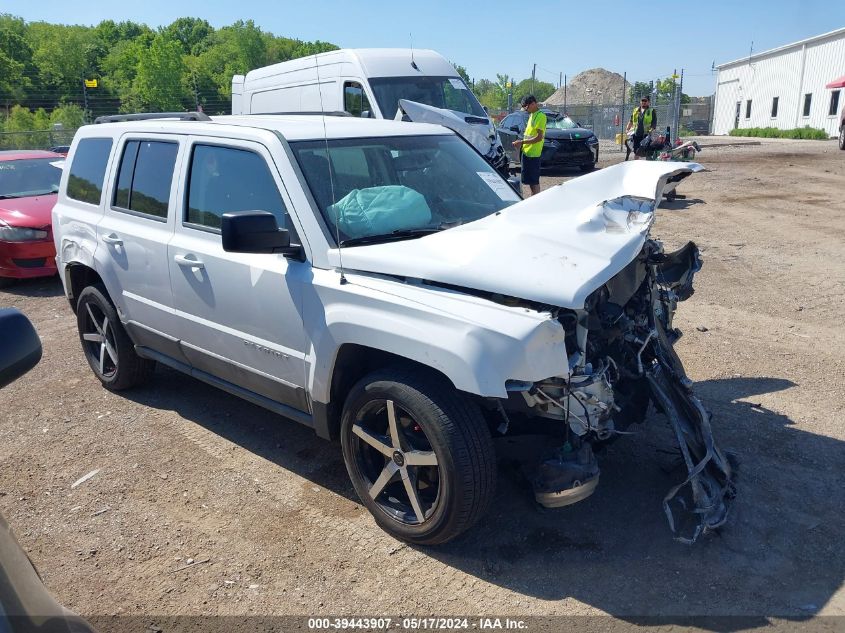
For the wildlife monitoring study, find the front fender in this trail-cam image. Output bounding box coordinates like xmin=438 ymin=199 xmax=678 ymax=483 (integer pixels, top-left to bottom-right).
xmin=304 ymin=271 xmax=569 ymax=404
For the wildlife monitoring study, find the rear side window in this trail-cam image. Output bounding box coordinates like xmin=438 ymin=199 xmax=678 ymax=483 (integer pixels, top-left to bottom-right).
xmin=113 ymin=140 xmax=178 ymax=219
xmin=186 ymin=144 xmax=286 ymax=230
xmin=67 ymin=138 xmax=113 ymax=205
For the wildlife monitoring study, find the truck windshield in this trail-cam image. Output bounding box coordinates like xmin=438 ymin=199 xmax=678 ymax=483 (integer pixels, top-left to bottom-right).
xmin=369 ymin=76 xmax=487 ymax=119
xmin=291 ymin=134 xmax=520 ymax=246
xmin=0 ymin=158 xmax=62 ymax=199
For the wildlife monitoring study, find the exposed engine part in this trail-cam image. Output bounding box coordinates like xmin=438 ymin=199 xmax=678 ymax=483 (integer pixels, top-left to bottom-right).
xmin=515 ymin=237 xmax=734 ymax=542
xmin=522 ymin=359 xmax=618 ymax=440
xmin=533 ymin=441 xmax=600 ymax=508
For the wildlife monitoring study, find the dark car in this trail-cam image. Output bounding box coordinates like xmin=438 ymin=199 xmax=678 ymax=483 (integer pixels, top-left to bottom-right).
xmin=497 ymin=110 xmax=599 ymax=172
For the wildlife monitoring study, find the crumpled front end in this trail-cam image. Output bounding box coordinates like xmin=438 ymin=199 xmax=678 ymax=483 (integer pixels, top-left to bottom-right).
xmin=510 ymin=238 xmax=734 ymax=543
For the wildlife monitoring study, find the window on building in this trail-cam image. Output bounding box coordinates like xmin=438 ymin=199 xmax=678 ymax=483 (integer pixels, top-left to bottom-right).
xmin=66 ymin=138 xmax=113 ymax=205
xmin=745 ymin=100 xmax=752 ymax=119
xmin=803 ymin=93 xmax=812 ymax=117
xmin=186 ymin=144 xmax=287 ymax=230
xmin=830 ymin=90 xmax=841 ymax=116
xmin=771 ymin=97 xmax=779 ymax=118
xmin=113 ymin=140 xmax=178 ymax=219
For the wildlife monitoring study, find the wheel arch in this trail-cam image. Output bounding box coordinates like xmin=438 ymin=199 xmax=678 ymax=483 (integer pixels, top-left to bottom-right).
xmin=64 ymin=263 xmax=105 ymax=313
xmin=314 ymin=343 xmax=466 ymax=442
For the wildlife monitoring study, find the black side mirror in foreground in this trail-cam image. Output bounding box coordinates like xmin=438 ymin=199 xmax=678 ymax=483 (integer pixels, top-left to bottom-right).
xmin=0 ymin=308 xmax=42 ymax=390
xmin=221 ymin=211 xmax=302 ymax=258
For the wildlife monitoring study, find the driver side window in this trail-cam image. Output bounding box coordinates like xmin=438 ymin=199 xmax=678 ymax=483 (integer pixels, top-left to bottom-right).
xmin=344 ymin=82 xmax=373 ymax=117
xmin=185 ymin=144 xmax=287 ymax=231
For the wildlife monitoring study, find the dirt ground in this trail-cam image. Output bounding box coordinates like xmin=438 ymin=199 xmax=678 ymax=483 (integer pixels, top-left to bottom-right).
xmin=1 ymin=138 xmax=844 ymax=626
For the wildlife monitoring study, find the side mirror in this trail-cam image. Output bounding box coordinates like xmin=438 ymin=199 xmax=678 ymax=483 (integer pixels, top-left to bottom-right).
xmin=360 ymin=110 xmax=372 ymax=119
xmin=0 ymin=308 xmax=42 ymax=389
xmin=509 ymin=126 xmax=520 ymax=132
xmin=221 ymin=211 xmax=302 ymax=258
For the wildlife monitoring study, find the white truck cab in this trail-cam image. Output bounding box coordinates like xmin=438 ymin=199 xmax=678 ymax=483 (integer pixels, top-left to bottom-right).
xmin=232 ymin=48 xmax=507 ymax=174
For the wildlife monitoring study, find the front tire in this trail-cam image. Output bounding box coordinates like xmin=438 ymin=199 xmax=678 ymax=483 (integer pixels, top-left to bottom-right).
xmin=340 ymin=367 xmax=496 ymax=545
xmin=839 ymin=126 xmax=844 ymax=150
xmin=579 ymin=163 xmax=596 ymax=172
xmin=76 ymin=285 xmax=155 ymax=390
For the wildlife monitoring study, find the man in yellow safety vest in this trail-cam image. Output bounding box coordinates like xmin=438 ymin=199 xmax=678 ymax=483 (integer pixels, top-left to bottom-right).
xmin=512 ymin=95 xmax=547 ymax=197
xmin=626 ymin=95 xmax=657 ymax=158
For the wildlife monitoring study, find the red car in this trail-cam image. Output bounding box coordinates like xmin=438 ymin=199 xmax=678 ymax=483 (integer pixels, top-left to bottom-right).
xmin=0 ymin=150 xmax=64 ymax=286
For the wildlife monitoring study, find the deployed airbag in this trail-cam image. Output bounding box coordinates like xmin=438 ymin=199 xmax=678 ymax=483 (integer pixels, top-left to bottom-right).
xmin=327 ymin=185 xmax=432 ymax=239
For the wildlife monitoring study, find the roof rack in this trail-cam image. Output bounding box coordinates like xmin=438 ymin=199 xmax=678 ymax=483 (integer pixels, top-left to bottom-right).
xmin=94 ymin=112 xmax=211 ymax=124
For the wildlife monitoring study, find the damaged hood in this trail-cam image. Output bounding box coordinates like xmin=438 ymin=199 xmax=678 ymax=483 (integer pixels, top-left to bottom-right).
xmin=331 ymin=161 xmax=703 ymax=310
xmin=396 ymin=99 xmax=499 ymax=156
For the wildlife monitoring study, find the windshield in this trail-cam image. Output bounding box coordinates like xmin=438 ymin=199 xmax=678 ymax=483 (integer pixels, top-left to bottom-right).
xmin=546 ymin=115 xmax=579 ymax=130
xmin=369 ymin=76 xmax=487 ymax=119
xmin=291 ymin=135 xmax=520 ymax=246
xmin=0 ymin=158 xmax=62 ymax=199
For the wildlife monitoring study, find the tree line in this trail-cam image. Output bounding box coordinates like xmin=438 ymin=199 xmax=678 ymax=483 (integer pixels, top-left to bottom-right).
xmin=0 ymin=15 xmax=337 ymax=121
xmin=0 ymin=13 xmax=687 ymax=143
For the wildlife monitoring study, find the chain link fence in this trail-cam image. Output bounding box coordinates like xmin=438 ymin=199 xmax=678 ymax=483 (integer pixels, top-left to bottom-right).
xmin=492 ymin=83 xmax=716 ymax=147
xmin=542 ymin=100 xmax=681 ymax=150
xmin=0 ymin=129 xmax=77 ymax=151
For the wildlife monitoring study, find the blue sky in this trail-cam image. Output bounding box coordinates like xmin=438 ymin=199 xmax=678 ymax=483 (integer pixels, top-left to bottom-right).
xmin=6 ymin=0 xmax=841 ymax=96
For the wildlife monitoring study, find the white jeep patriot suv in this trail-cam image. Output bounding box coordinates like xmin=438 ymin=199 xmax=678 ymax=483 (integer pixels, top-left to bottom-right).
xmin=53 ymin=112 xmax=733 ymax=544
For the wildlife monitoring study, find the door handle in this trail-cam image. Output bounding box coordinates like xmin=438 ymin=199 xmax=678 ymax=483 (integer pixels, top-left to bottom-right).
xmin=174 ymin=254 xmax=205 ymax=269
xmin=102 ymin=233 xmax=122 ymax=245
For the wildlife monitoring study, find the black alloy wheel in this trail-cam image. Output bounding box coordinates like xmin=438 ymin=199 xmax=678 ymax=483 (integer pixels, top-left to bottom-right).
xmin=76 ymin=285 xmax=154 ymax=390
xmin=340 ymin=368 xmax=496 ymax=545
xmin=350 ymin=398 xmax=441 ymax=526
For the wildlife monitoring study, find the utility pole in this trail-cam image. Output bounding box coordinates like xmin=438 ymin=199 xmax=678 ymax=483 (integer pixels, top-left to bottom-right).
xmin=672 ymin=68 xmax=678 ymax=137
xmin=564 ymin=74 xmax=567 ymax=112
xmin=531 ymin=63 xmax=536 ymax=96
xmin=81 ymin=77 xmax=89 ymax=123
xmin=675 ymin=68 xmax=684 ymax=140
xmin=621 ymin=71 xmax=627 ymax=152
xmin=559 ymin=72 xmax=562 ymax=89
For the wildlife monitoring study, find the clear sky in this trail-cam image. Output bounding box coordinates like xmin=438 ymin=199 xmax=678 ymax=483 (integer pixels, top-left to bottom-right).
xmin=5 ymin=0 xmax=841 ymax=96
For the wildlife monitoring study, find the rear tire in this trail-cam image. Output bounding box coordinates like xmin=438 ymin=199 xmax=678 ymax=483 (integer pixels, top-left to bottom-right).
xmin=340 ymin=367 xmax=496 ymax=545
xmin=76 ymin=284 xmax=155 ymax=390
xmin=579 ymin=163 xmax=596 ymax=172
xmin=839 ymin=126 xmax=844 ymax=150
xmin=0 ymin=277 xmax=15 ymax=289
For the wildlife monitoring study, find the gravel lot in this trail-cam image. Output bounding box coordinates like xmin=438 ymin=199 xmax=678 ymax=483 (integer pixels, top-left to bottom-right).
xmin=1 ymin=138 xmax=844 ymax=625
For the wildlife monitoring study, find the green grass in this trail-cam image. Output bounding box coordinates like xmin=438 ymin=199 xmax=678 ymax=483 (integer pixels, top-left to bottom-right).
xmin=729 ymin=126 xmax=829 ymax=140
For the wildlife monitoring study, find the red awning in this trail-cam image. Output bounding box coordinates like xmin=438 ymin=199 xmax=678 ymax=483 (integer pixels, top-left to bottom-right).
xmin=825 ymin=75 xmax=845 ymax=89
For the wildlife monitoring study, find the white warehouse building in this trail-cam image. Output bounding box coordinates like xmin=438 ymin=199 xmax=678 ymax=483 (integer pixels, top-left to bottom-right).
xmin=712 ymin=27 xmax=845 ymax=137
